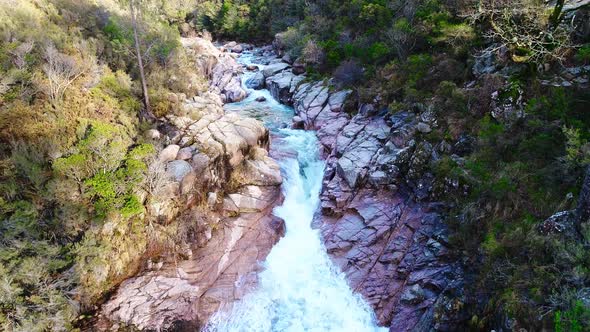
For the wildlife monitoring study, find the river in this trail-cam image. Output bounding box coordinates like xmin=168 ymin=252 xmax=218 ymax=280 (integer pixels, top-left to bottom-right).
xmin=205 ymin=51 xmax=386 ymax=332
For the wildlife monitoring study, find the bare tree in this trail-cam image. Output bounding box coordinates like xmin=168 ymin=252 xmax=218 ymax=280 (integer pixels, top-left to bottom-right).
xmin=42 ymin=44 xmax=87 ymax=106
xmin=128 ymin=0 xmax=154 ymax=121
xmin=384 ymin=19 xmax=416 ymax=60
xmin=465 ymin=0 xmax=574 ymax=65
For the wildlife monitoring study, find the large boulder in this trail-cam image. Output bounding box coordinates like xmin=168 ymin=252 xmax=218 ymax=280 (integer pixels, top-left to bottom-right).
xmin=227 ymin=186 xmax=271 ymax=213
xmin=167 ymin=160 xmax=192 ymax=182
xmin=159 ymin=145 xmax=180 ymax=163
xmin=262 ymin=62 xmax=290 ymax=78
xmin=170 ymin=112 xmax=269 ymax=168
xmin=231 ymin=44 xmax=243 ymax=54
xmin=292 ymin=57 xmax=305 ymax=75
xmin=237 ymin=148 xmax=282 ymax=186
xmin=184 ymin=37 xmax=247 ymax=103
xmin=245 ymin=71 xmax=265 ymax=90
xmin=265 ymin=70 xmax=303 ymax=104
xmin=180 ymin=92 xmax=224 ymax=119
xmin=176 ymin=147 xmax=194 ymax=160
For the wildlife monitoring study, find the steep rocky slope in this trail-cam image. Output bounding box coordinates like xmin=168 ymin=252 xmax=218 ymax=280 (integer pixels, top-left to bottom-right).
xmin=95 ymin=37 xmax=285 ymax=331
xmin=248 ymin=46 xmax=468 ymax=330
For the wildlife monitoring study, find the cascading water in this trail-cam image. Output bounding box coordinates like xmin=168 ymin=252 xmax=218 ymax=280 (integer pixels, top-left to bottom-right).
xmin=205 ymin=51 xmax=386 ymax=332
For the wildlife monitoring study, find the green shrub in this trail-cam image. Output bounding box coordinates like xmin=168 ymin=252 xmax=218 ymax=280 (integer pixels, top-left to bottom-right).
xmin=482 ymin=231 xmax=501 ymax=256
xmin=2 ymin=200 xmax=39 ymax=240
xmin=359 ymin=3 xmax=392 ymax=30
xmin=103 ymin=14 xmax=180 ymax=70
xmin=279 ymin=26 xmax=305 ymax=58
xmin=82 ymin=142 xmax=153 ymax=219
xmin=120 ymin=194 xmax=143 ymax=217
xmin=84 ymin=172 xmax=118 ymax=216
xmin=53 ymin=120 xmax=133 ymax=180
xmin=576 ymin=44 xmax=590 ymax=63
xmin=415 ymin=0 xmax=443 ymax=20
xmin=95 ymin=70 xmax=133 ymax=100
xmin=320 ymin=39 xmax=342 ymax=68
xmin=367 ymin=42 xmax=390 ymax=64
xmin=478 ymin=115 xmax=505 ymax=141
xmin=0 ymin=240 xmax=76 ymax=332
xmin=555 ymin=300 xmax=590 ymax=332
xmin=193 ymin=1 xmax=221 ymax=33
xmin=52 ymin=121 xmax=153 ymax=220
xmin=52 ymin=153 xmax=88 ymax=182
xmin=563 ymin=126 xmax=590 ymax=167
xmin=343 ymin=43 xmax=364 ymax=59
xmin=435 ymin=81 xmax=468 ymax=114
xmin=490 ymin=176 xmax=516 ymax=199
xmin=406 ymin=54 xmax=433 ymax=86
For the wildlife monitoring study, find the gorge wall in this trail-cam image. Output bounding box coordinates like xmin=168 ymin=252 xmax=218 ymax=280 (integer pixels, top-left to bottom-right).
xmin=96 ymin=36 xmax=474 ymax=331
xmin=96 ymin=37 xmax=285 ymax=331
xmin=245 ymin=44 xmax=469 ymax=330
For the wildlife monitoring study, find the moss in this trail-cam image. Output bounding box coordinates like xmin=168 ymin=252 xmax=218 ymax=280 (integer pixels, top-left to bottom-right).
xmin=482 ymin=231 xmax=500 ymax=256
xmin=120 ymin=194 xmax=143 ymax=218
xmin=555 ymin=300 xmax=590 ymax=332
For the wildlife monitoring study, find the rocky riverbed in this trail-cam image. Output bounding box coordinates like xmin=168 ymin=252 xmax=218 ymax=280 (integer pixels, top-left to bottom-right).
xmin=259 ymin=44 xmax=468 ymax=330
xmin=96 ymin=37 xmax=468 ymax=331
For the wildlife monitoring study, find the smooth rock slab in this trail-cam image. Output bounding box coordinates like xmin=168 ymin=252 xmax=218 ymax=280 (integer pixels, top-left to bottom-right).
xmin=227 ymin=186 xmax=269 ymax=212
xmin=262 ymin=62 xmax=290 ymax=78
xmin=100 ymin=276 xmax=199 ymax=331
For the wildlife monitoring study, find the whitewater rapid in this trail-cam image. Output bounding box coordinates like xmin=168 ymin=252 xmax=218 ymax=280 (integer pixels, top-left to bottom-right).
xmin=205 ymin=51 xmax=386 ymax=332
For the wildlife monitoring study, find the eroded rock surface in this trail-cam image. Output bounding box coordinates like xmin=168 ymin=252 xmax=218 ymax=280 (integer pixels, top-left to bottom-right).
xmin=97 ymin=38 xmax=284 ymax=331
xmin=259 ymin=56 xmax=467 ymax=330
xmin=182 ymin=38 xmax=248 ymax=103
xmin=98 ymin=186 xmax=283 ymax=331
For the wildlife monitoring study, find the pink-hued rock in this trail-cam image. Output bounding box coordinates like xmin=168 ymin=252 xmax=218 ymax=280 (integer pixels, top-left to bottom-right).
xmin=183 ymin=37 xmax=248 ymax=103
xmin=159 ymin=144 xmax=180 ymax=163
xmin=97 ymin=40 xmax=286 ymax=332
xmin=97 ymin=186 xmax=284 ymax=331
xmin=290 ymin=77 xmax=465 ymax=330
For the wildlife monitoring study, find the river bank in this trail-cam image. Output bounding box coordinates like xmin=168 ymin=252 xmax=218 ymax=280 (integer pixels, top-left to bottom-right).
xmin=227 ymin=42 xmax=468 ymax=331
xmin=95 ymin=37 xmax=467 ymax=331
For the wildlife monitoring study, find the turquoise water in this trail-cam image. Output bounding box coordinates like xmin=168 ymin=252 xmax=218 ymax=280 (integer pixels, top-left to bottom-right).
xmin=205 ymin=52 xmax=386 ymax=332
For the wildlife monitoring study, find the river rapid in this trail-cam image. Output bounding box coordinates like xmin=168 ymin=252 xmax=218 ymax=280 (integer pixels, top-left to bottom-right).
xmin=205 ymin=51 xmax=386 ymax=332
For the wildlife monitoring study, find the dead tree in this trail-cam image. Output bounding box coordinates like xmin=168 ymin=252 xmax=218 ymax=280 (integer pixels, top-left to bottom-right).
xmin=129 ymin=0 xmax=154 ymax=121
xmin=42 ymin=44 xmax=86 ymax=106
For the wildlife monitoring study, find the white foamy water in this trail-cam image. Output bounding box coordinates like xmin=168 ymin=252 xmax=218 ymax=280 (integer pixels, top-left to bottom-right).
xmin=205 ymin=51 xmax=386 ymax=332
